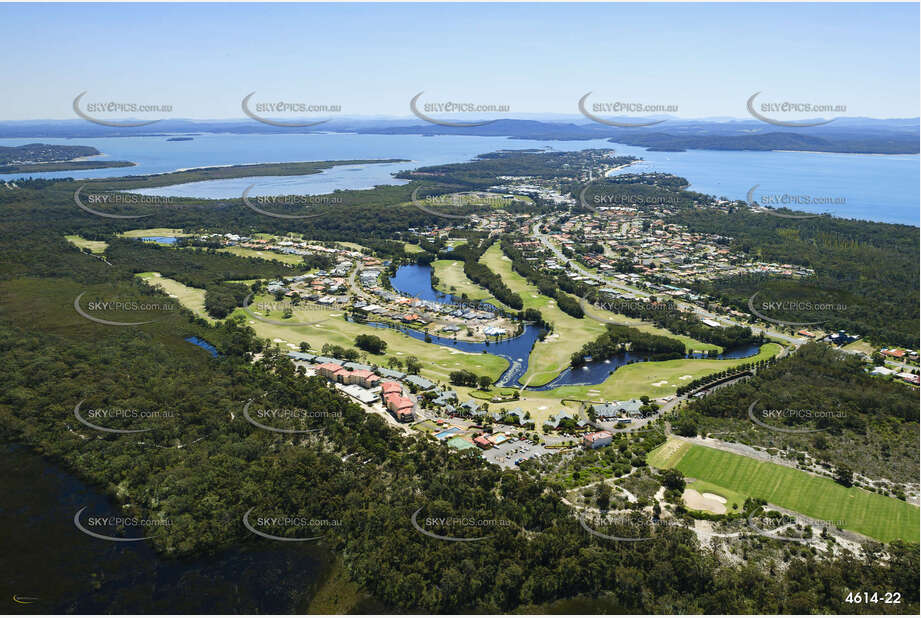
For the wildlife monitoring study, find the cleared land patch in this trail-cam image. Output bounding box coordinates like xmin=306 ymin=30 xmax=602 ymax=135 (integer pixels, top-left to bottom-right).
xmin=212 ymin=246 xmax=306 ymax=265
xmin=648 ymin=438 xmax=920 ymax=543
xmin=137 ymin=272 xmax=213 ymax=323
xmin=117 ymin=228 xmax=191 ymax=238
xmin=541 ymin=343 xmax=780 ymax=401
xmin=432 ymin=259 xmax=508 ymax=309
xmin=65 ymin=235 xmax=108 ymax=254
xmin=234 ymin=294 xmax=509 ymax=385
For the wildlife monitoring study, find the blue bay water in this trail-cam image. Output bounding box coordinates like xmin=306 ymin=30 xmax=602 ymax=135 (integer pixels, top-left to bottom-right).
xmin=0 ymin=132 xmax=916 ymax=225
xmin=606 ymin=142 xmax=919 ymax=225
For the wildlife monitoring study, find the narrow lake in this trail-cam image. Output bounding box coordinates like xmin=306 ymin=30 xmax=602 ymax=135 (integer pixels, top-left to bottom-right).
xmin=386 ymin=265 xmax=761 ymax=389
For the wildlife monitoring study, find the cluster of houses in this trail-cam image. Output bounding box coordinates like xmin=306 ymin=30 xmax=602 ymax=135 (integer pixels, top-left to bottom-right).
xmin=881 ymin=348 xmax=920 ymax=362
xmin=491 ymin=180 xmax=576 ymax=207
xmin=869 ymin=365 xmax=920 ymax=386
xmin=355 ymin=279 xmax=506 ymax=332
xmin=591 ymin=399 xmax=647 ymax=422
xmin=289 ymin=351 xmax=436 ymax=422
xmin=547 ymin=215 xmax=814 ymax=287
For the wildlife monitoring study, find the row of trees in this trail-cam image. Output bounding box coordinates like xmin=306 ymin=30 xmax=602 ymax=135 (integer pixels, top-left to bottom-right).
xmin=571 ymin=323 xmax=686 ymax=367
xmin=500 ymin=237 xmax=584 ymax=318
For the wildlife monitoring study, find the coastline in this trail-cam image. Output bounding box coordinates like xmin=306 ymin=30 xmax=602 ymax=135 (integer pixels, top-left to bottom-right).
xmin=771 ymin=149 xmax=919 ymax=157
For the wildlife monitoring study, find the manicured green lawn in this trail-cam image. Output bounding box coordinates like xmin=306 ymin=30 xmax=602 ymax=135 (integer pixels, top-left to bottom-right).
xmin=685 ymin=479 xmax=747 ymax=514
xmin=432 ymin=259 xmax=509 ymax=309
xmin=233 ymin=294 xmax=510 ymax=385
xmin=214 ymin=246 xmax=305 ymax=265
xmin=479 ymin=244 xmax=722 ymax=386
xmin=480 ymin=244 xmax=608 ymax=385
xmin=65 ymin=235 xmax=108 ymax=254
xmin=648 ymin=438 xmax=920 ymax=543
xmin=117 ymin=228 xmax=191 ymax=238
xmin=137 ymin=272 xmax=213 ymax=323
xmin=542 ymin=343 xmax=781 ymax=401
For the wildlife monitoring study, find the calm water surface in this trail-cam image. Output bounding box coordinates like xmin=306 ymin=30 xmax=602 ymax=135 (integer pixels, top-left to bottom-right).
xmin=1 ymin=133 xmax=915 ymax=224
xmin=0 ymin=441 xmax=379 ymax=614
xmin=385 ymin=265 xmax=762 ymax=389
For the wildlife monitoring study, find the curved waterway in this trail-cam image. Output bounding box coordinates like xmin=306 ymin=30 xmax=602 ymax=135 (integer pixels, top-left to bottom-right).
xmin=381 ymin=265 xmax=762 ymax=390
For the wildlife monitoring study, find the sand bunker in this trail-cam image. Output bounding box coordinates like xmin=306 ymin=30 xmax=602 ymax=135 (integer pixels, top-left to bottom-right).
xmin=683 ymin=489 xmax=727 ymax=514
xmin=651 ymin=380 xmax=668 ymax=387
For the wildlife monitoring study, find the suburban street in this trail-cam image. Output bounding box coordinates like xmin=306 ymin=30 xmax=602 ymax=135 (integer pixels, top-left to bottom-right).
xmin=531 ymin=220 xmax=806 ymax=347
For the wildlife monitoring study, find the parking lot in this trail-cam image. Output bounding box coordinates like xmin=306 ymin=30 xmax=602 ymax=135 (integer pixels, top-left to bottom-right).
xmin=480 ymin=438 xmax=552 ymax=469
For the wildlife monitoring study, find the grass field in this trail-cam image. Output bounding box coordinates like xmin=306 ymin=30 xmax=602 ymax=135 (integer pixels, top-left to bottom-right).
xmin=479 ymin=244 xmax=722 ymax=386
xmin=233 ymin=293 xmax=510 ymax=385
xmin=335 ymin=241 xmax=366 ymax=252
xmin=65 ymin=235 xmax=108 ymax=254
xmin=211 ymin=246 xmax=305 ymax=265
xmin=137 ymin=272 xmax=213 ymax=323
xmin=648 ymin=438 xmax=920 ymax=543
xmin=117 ymin=228 xmax=191 ymax=238
xmin=685 ymin=479 xmax=747 ymax=514
xmin=842 ymin=339 xmax=876 ymax=355
xmin=432 ymin=259 xmax=509 ymax=309
xmin=541 ymin=343 xmax=781 ymax=401
xmin=480 ymin=244 xmax=608 ymax=385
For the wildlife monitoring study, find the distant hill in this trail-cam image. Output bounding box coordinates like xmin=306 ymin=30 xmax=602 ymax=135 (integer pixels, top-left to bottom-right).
xmin=0 ymin=142 xmax=100 ymax=164
xmin=0 ymin=117 xmax=916 ymax=154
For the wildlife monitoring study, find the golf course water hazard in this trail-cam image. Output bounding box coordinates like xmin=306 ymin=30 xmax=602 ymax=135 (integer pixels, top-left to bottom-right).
xmin=381 ymin=265 xmax=762 ymax=390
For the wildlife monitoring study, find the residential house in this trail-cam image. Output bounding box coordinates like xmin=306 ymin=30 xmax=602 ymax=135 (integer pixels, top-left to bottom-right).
xmin=583 ymin=430 xmax=613 ymax=449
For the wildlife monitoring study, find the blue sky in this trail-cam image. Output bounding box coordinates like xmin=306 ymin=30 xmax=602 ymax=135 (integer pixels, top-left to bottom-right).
xmin=0 ymin=2 xmax=917 ymax=120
